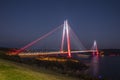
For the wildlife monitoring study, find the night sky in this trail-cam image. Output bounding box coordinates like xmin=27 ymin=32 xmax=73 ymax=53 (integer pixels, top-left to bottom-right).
xmin=0 ymin=0 xmax=120 ymax=49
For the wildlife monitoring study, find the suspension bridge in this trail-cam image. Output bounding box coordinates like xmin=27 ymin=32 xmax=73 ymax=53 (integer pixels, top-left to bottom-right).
xmin=9 ymin=20 xmax=99 ymax=58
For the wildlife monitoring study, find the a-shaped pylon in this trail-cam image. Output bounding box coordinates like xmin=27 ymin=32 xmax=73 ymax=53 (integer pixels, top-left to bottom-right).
xmin=60 ymin=20 xmax=71 ymax=58
xmin=92 ymin=40 xmax=99 ymax=55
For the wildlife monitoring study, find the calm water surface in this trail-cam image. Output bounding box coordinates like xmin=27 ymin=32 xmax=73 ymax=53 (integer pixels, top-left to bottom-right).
xmin=88 ymin=56 xmax=120 ymax=80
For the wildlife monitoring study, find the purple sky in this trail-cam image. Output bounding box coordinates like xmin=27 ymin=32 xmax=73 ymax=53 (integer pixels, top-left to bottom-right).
xmin=0 ymin=0 xmax=120 ymax=49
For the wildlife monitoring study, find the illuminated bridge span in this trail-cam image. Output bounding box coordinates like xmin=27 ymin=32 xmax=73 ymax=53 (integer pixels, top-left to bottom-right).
xmin=18 ymin=50 xmax=96 ymax=57
xmin=10 ymin=20 xmax=99 ymax=58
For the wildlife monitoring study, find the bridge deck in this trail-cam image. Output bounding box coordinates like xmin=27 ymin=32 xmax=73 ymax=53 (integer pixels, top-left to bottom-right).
xmin=17 ymin=50 xmax=96 ymax=57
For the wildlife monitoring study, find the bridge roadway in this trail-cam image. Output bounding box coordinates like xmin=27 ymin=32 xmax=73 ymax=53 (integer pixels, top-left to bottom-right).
xmin=18 ymin=50 xmax=96 ymax=57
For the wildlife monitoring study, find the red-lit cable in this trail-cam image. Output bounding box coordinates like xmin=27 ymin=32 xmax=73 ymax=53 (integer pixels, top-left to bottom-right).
xmin=15 ymin=25 xmax=63 ymax=54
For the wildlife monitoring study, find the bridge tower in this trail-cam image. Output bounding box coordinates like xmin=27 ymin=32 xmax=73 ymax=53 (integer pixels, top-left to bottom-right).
xmin=61 ymin=20 xmax=71 ymax=58
xmin=92 ymin=40 xmax=99 ymax=56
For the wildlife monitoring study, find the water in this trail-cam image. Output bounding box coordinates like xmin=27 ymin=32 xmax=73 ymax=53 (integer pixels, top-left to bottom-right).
xmin=88 ymin=56 xmax=120 ymax=80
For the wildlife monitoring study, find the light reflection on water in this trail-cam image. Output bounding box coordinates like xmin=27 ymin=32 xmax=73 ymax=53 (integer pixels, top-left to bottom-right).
xmin=91 ymin=56 xmax=99 ymax=77
xmin=87 ymin=55 xmax=120 ymax=80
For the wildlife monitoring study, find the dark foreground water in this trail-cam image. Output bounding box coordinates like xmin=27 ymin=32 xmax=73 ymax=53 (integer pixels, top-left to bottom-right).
xmin=87 ymin=56 xmax=120 ymax=80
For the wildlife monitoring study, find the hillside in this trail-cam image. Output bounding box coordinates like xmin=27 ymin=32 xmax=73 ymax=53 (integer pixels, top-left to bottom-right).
xmin=0 ymin=59 xmax=79 ymax=80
